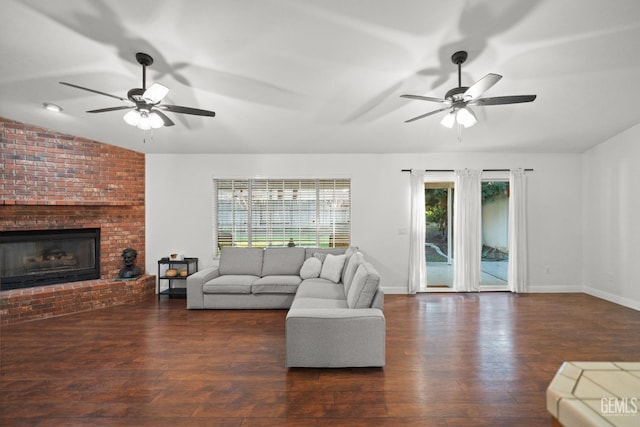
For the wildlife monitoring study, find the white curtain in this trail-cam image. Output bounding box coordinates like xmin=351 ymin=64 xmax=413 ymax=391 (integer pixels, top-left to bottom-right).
xmin=408 ymin=169 xmax=426 ymax=294
xmin=453 ymin=169 xmax=481 ymax=292
xmin=508 ymin=169 xmax=528 ymax=293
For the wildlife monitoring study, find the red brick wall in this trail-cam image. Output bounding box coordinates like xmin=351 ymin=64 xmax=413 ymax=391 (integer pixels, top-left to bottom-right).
xmin=0 ymin=117 xmax=146 ymax=278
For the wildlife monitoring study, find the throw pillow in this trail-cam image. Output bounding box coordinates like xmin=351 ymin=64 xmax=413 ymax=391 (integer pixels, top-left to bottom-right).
xmin=342 ymin=252 xmax=364 ymax=295
xmin=300 ymin=257 xmax=322 ymax=279
xmin=313 ymin=252 xmax=328 ymax=263
xmin=347 ymin=263 xmax=380 ymax=308
xmin=319 ymin=253 xmax=347 ymax=283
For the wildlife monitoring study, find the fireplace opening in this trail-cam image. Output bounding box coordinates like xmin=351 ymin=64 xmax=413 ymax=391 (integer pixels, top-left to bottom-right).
xmin=0 ymin=228 xmax=100 ymax=291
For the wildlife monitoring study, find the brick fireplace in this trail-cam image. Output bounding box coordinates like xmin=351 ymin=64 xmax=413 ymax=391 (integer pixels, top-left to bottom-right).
xmin=0 ymin=117 xmax=154 ymax=324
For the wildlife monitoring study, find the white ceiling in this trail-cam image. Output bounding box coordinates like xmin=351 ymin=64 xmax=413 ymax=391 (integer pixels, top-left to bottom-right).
xmin=1 ymin=0 xmax=640 ymax=154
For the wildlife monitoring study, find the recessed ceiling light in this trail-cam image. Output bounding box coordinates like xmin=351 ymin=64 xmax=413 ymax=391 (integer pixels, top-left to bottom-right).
xmin=43 ymin=102 xmax=62 ymax=112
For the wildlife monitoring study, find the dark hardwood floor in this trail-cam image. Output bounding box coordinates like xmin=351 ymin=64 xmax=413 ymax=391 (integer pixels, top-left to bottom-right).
xmin=1 ymin=292 xmax=639 ymax=426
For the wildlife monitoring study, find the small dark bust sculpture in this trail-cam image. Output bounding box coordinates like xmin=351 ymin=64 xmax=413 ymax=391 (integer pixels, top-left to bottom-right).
xmin=118 ymin=247 xmax=142 ymax=279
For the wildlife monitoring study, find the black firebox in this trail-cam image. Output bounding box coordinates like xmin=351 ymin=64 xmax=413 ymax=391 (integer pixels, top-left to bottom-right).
xmin=0 ymin=228 xmax=100 ymax=291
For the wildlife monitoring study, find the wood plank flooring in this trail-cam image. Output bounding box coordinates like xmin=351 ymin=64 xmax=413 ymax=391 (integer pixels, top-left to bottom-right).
xmin=1 ymin=293 xmax=639 ymax=426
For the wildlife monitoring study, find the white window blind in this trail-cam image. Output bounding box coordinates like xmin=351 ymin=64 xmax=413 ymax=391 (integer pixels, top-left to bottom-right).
xmin=215 ymin=178 xmax=350 ymax=252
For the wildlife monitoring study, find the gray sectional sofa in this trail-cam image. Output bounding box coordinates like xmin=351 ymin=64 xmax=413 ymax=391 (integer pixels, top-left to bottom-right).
xmin=186 ymin=246 xmax=385 ymax=368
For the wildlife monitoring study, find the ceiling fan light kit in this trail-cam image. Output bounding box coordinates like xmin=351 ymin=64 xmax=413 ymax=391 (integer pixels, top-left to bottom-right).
xmin=401 ymin=50 xmax=536 ymax=129
xmin=123 ymin=109 xmax=164 ymax=129
xmin=440 ymin=106 xmax=477 ymax=129
xmin=456 ymin=107 xmax=477 ymax=128
xmin=59 ymin=52 xmax=216 ymax=132
xmin=440 ymin=111 xmax=456 ymax=128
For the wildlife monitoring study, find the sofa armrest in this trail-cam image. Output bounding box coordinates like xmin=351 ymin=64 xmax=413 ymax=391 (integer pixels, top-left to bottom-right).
xmin=187 ymin=267 xmax=220 ymax=309
xmin=286 ymin=308 xmax=385 ymax=367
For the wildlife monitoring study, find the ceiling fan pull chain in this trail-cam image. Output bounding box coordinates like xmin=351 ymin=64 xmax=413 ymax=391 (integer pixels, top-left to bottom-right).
xmin=142 ymin=128 xmax=155 ymax=144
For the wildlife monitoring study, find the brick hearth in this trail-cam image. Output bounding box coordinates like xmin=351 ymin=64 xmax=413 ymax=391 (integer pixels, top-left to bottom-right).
xmin=0 ymin=276 xmax=155 ymax=325
xmin=1 ymin=117 xmax=152 ymax=323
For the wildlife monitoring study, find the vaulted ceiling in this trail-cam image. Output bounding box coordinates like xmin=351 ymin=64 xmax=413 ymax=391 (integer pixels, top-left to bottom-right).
xmin=1 ymin=0 xmax=640 ymax=154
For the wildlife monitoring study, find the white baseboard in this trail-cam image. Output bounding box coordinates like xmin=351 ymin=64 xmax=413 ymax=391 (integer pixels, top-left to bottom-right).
xmin=526 ymin=285 xmax=582 ymax=293
xmin=381 ymin=284 xmax=640 ymax=312
xmin=380 ymin=285 xmax=408 ymax=294
xmin=382 ymin=284 xmax=584 ymax=295
xmin=583 ymin=287 xmax=640 ymax=311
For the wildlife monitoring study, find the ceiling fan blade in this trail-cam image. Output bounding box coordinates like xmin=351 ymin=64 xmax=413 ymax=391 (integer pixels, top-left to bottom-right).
xmin=400 ymin=94 xmax=450 ymax=104
xmin=472 ymin=95 xmax=537 ymax=106
xmin=59 ymin=82 xmax=127 ymax=101
xmin=152 ymin=109 xmax=175 ymax=127
xmin=86 ymin=106 xmax=133 ymax=113
xmin=159 ymin=104 xmax=216 ymax=117
xmin=463 ymin=73 xmax=502 ymax=100
xmin=143 ymin=83 xmax=169 ymax=104
xmin=404 ymin=106 xmax=451 ymax=123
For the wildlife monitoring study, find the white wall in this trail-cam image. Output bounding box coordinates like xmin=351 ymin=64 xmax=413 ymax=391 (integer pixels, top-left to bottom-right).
xmin=146 ymin=152 xmax=583 ymax=294
xmin=582 ymin=123 xmax=640 ymax=310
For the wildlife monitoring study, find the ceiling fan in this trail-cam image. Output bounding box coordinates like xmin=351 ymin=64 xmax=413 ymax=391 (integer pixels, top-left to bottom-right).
xmin=401 ymin=50 xmax=536 ymax=128
xmin=60 ymin=52 xmax=215 ymax=130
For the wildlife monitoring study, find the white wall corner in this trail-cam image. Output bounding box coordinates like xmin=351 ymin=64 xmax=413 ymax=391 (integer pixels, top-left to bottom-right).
xmin=583 ymin=287 xmax=640 ymax=312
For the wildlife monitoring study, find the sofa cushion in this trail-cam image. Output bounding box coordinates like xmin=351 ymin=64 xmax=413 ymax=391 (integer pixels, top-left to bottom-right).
xmin=298 ymin=277 xmax=336 ymax=287
xmin=342 ymin=252 xmax=365 ymax=296
xmin=290 ymin=297 xmax=349 ymax=310
xmin=252 ymin=275 xmax=302 ymax=294
xmin=219 ymin=247 xmax=264 ymax=276
xmin=320 ymin=253 xmax=346 ymax=283
xmin=346 ymin=263 xmax=380 ymax=308
xmin=262 ymin=247 xmax=306 ymax=276
xmin=300 ymin=257 xmax=322 ymax=279
xmin=296 ymin=280 xmax=345 ymax=300
xmin=203 ymin=275 xmax=258 ymax=294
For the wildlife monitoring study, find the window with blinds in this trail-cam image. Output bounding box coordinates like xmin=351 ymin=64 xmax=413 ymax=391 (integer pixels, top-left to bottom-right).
xmin=214 ymin=178 xmax=350 ymax=252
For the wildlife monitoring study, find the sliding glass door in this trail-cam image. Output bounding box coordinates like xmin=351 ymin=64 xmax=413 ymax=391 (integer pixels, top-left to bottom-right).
xmin=416 ymin=171 xmax=523 ymax=292
xmin=425 ymin=182 xmax=454 ymax=288
xmin=480 ymin=180 xmax=509 ymax=288
xmin=423 ymin=178 xmax=510 ymax=289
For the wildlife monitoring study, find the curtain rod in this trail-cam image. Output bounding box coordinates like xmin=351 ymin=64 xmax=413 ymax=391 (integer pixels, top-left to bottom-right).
xmin=401 ymin=168 xmax=534 ymax=172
